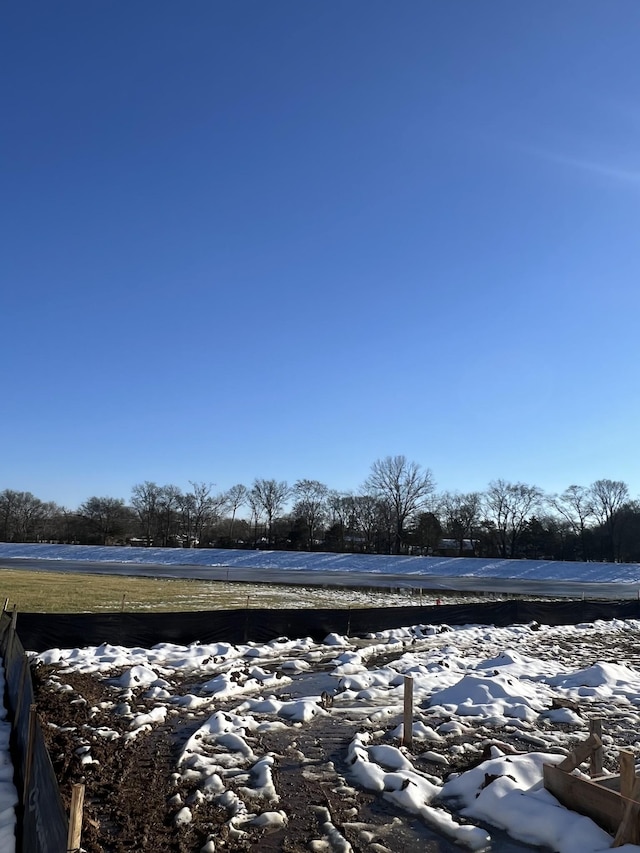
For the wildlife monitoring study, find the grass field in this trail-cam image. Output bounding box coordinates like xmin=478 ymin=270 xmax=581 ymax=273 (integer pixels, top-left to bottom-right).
xmin=0 ymin=567 xmax=432 ymax=613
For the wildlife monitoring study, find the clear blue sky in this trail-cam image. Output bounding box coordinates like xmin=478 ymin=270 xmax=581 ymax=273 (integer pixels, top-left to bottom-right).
xmin=3 ymin=1 xmax=640 ymax=509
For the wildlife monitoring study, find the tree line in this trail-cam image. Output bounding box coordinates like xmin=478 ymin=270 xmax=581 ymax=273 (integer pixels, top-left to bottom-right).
xmin=0 ymin=455 xmax=638 ymax=563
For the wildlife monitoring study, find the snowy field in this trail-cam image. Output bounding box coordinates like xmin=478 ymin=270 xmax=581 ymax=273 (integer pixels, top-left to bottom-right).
xmin=3 ymin=541 xmax=640 ymax=583
xmin=4 ymin=542 xmax=640 ymax=599
xmin=34 ymin=616 xmax=640 ymax=852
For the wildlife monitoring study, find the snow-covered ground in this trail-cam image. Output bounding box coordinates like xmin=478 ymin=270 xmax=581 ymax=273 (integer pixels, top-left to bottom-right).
xmin=0 ymin=659 xmax=18 ymax=853
xmin=3 ymin=541 xmax=640 ymax=584
xmin=34 ymin=617 xmax=640 ymax=852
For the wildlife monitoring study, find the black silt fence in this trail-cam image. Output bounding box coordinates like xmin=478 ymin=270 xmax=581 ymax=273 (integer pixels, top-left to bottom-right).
xmin=14 ymin=598 xmax=640 ymax=652
xmin=0 ymin=612 xmax=68 ymax=853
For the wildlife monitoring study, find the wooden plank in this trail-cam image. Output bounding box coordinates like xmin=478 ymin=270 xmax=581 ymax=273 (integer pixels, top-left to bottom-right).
xmin=67 ymin=782 xmax=85 ymax=852
xmin=620 ymin=751 xmax=635 ymax=801
xmin=557 ymin=732 xmax=602 ymax=773
xmin=589 ymin=719 xmax=604 ymax=777
xmin=614 ymin=775 xmax=640 ymax=847
xmin=544 ymin=764 xmax=626 ymax=834
xmin=403 ymin=675 xmax=413 ymax=750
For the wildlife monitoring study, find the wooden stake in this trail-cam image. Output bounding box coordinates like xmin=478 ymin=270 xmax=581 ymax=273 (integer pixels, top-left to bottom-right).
xmin=589 ymin=719 xmax=603 ymax=777
xmin=558 ymin=731 xmax=602 ymax=773
xmin=620 ymin=750 xmax=635 ymax=802
xmin=2 ymin=597 xmax=8 ymax=613
xmin=120 ymin=593 xmax=126 ymax=612
xmin=403 ymin=675 xmax=413 ymax=750
xmin=67 ymin=783 xmax=85 ymax=852
xmin=6 ymin=606 xmax=18 ymax=661
xmin=614 ymin=774 xmax=640 ymax=847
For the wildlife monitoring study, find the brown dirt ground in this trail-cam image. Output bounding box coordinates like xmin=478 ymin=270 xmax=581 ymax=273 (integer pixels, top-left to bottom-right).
xmin=31 ymin=663 xmax=476 ymax=852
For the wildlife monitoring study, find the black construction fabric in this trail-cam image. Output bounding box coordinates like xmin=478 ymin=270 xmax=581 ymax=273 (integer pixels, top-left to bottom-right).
xmin=0 ymin=613 xmax=68 ymax=853
xmin=22 ymin=725 xmax=68 ymax=853
xmin=13 ymin=599 xmax=640 ymax=652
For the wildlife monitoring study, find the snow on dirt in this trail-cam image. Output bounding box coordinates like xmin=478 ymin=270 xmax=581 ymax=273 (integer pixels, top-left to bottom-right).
xmin=31 ymin=617 xmax=640 ymax=852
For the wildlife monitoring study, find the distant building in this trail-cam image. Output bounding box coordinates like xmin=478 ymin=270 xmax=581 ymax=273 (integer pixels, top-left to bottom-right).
xmin=433 ymin=539 xmax=478 ymax=557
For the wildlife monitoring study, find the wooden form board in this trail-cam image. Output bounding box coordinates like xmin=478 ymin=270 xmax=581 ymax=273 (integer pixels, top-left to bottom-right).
xmin=543 ymin=764 xmax=630 ymax=836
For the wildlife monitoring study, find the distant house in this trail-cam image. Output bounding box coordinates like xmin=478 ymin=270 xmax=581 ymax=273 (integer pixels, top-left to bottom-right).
xmin=433 ymin=538 xmax=477 ymax=557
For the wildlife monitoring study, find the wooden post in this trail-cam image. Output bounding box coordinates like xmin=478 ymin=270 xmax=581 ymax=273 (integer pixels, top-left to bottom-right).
xmin=614 ymin=775 xmax=640 ymax=847
xmin=120 ymin=593 xmax=126 ymax=612
xmin=620 ymin=750 xmax=635 ymax=802
xmin=589 ymin=719 xmax=603 ymax=777
xmin=346 ymin=606 xmax=352 ymax=638
xmin=403 ymin=675 xmax=413 ymax=750
xmin=558 ymin=731 xmax=602 ymax=773
xmin=67 ymin=783 xmax=85 ymax=852
xmin=6 ymin=606 xmax=18 ymax=661
xmin=23 ymin=704 xmax=37 ymax=802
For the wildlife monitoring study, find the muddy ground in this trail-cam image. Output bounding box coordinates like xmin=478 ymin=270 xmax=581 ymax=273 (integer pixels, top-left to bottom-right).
xmin=33 ymin=662 xmax=479 ymax=853
xmin=30 ymin=641 xmax=598 ymax=853
xmin=31 ymin=621 xmax=640 ymax=853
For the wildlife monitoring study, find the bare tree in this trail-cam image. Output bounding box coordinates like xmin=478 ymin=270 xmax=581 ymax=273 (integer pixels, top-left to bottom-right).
xmin=80 ymin=496 xmax=127 ymax=545
xmin=292 ymin=479 xmax=329 ymax=550
xmin=158 ymin=485 xmax=183 ymax=546
xmin=131 ymin=482 xmax=162 ymax=545
xmin=224 ymin=484 xmax=248 ymax=541
xmin=0 ymin=490 xmax=57 ymax=542
xmin=549 ymin=485 xmax=595 ymax=560
xmin=246 ymin=489 xmax=265 ymax=547
xmin=186 ymin=481 xmax=227 ymax=547
xmin=364 ymin=455 xmax=434 ymax=554
xmin=347 ymin=494 xmax=387 ymax=552
xmin=484 ymin=480 xmax=543 ymax=558
xmin=440 ymin=491 xmax=482 ymax=556
xmin=250 ymin=479 xmax=291 ymax=546
xmin=589 ymin=479 xmax=630 ymax=562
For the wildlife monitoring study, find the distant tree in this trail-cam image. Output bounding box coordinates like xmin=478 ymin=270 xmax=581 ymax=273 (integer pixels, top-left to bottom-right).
xmin=364 ymin=456 xmax=435 ymax=554
xmin=483 ymin=480 xmax=543 ymax=558
xmin=246 ymin=488 xmax=265 ymax=547
xmin=131 ymin=481 xmax=162 ymax=545
xmin=346 ymin=493 xmax=388 ymax=552
xmin=519 ymin=515 xmax=569 ymax=560
xmin=408 ymin=511 xmax=443 ymax=555
xmin=617 ymin=501 xmax=640 ymax=563
xmin=158 ymin=485 xmax=182 ymax=546
xmin=79 ymin=496 xmax=127 ymax=545
xmin=224 ymin=484 xmax=248 ymax=542
xmin=183 ymin=481 xmax=227 ymax=547
xmin=439 ymin=491 xmax=482 ymax=556
xmin=589 ymin=479 xmax=630 ymax=562
xmin=0 ymin=490 xmax=54 ymax=542
xmin=325 ymin=491 xmax=350 ymax=551
xmin=250 ymin=479 xmax=291 ymax=546
xmin=292 ymin=479 xmax=329 ymax=550
xmin=549 ymin=485 xmax=595 ymax=561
